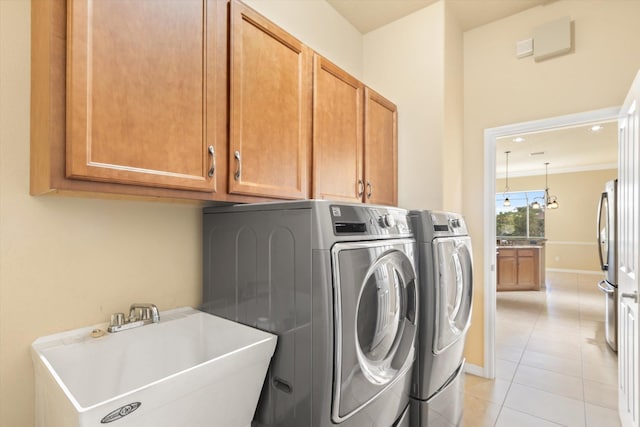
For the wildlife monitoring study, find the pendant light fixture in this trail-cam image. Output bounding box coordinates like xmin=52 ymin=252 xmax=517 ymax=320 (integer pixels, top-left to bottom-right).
xmin=503 ymin=151 xmax=511 ymax=207
xmin=533 ymin=162 xmax=559 ymax=209
xmin=544 ymin=162 xmax=559 ymax=209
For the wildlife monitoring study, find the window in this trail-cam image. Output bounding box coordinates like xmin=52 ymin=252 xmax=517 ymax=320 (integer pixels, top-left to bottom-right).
xmin=496 ymin=190 xmax=545 ymax=238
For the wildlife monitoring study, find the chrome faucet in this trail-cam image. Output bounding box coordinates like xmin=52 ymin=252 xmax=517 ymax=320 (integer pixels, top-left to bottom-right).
xmin=129 ymin=303 xmax=160 ymax=324
xmin=108 ymin=303 xmax=160 ymax=333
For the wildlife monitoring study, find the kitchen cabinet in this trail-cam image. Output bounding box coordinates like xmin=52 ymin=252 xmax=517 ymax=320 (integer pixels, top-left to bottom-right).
xmin=497 ymin=247 xmax=541 ymax=291
xmin=72 ymin=0 xmax=234 ymax=194
xmin=516 ymin=249 xmax=536 ymax=287
xmin=364 ymin=87 xmax=398 ymax=206
xmin=228 ymin=1 xmax=312 ymax=200
xmin=31 ymin=0 xmax=396 ymax=204
xmin=32 ymin=0 xmax=237 ymax=201
xmin=312 ymin=63 xmax=398 ymax=206
xmin=312 ymin=55 xmax=364 ymax=202
xmin=66 ymin=0 xmax=221 ymax=192
xmin=497 ymin=250 xmax=518 ymax=287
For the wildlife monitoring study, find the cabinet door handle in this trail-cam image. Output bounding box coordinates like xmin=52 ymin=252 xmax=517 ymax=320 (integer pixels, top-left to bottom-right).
xmin=207 ymin=145 xmax=215 ymax=177
xmin=234 ymin=151 xmax=241 ymax=181
xmin=366 ymin=181 xmax=372 ymax=199
xmin=357 ymin=179 xmax=364 ymax=197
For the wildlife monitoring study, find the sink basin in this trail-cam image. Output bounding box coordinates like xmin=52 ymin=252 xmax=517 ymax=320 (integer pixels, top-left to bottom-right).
xmin=31 ymin=307 xmax=277 ymax=427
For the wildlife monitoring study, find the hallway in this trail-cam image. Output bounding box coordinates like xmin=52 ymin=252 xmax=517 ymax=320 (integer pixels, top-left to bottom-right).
xmin=463 ymin=271 xmax=619 ymax=427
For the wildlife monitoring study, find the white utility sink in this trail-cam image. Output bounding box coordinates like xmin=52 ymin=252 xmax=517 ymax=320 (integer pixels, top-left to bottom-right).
xmin=31 ymin=307 xmax=277 ymax=427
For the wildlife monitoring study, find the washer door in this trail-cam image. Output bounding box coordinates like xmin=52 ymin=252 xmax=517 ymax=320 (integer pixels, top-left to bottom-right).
xmin=331 ymin=240 xmax=418 ymax=423
xmin=433 ymin=236 xmax=473 ymax=354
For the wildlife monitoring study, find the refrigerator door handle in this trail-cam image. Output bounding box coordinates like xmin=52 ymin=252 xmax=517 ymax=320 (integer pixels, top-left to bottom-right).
xmin=621 ymin=291 xmax=638 ymax=302
xmin=596 ymin=191 xmax=608 ymax=271
xmin=598 ymin=280 xmax=615 ymax=294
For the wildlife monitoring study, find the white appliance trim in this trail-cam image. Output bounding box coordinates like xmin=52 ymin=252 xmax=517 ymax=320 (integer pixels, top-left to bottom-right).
xmin=482 ymin=106 xmax=620 ymax=379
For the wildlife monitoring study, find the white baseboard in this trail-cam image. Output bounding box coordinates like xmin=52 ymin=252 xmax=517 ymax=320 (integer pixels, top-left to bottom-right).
xmin=464 ymin=363 xmax=487 ymax=378
xmin=546 ymin=268 xmax=602 ymax=275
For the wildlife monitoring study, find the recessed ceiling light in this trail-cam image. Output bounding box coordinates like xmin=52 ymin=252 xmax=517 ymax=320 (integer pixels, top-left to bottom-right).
xmin=529 ymin=151 xmax=545 ymax=156
xmin=512 ymin=137 xmax=526 ymax=143
xmin=590 ymin=124 xmax=604 ymax=132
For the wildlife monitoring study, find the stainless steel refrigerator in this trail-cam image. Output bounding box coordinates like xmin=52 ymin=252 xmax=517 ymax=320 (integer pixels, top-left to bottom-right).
xmin=597 ymin=179 xmax=617 ymax=352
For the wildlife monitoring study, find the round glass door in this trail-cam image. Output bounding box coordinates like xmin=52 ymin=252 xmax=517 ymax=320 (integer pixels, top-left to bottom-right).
xmin=355 ymin=250 xmax=417 ymax=385
xmin=448 ymin=251 xmax=464 ymax=322
xmin=435 ymin=238 xmax=473 ymax=353
xmin=331 ymin=240 xmax=419 ymax=422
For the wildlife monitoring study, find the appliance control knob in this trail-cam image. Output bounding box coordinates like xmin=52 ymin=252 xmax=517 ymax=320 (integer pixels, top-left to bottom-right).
xmin=380 ymin=214 xmax=396 ymax=228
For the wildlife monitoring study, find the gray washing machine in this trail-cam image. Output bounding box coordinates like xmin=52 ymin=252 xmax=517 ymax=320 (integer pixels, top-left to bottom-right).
xmin=202 ymin=200 xmax=418 ymax=427
xmin=408 ymin=211 xmax=473 ymax=427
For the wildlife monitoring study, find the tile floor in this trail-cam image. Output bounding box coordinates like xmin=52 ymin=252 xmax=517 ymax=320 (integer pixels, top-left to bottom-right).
xmin=462 ymin=271 xmax=620 ymax=427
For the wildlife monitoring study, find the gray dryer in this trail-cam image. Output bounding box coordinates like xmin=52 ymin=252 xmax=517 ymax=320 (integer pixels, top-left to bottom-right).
xmin=408 ymin=210 xmax=473 ymax=427
xmin=202 ymin=200 xmax=419 ymax=427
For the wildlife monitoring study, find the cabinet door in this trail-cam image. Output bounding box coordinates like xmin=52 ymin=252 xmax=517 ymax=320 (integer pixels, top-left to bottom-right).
xmin=497 ymin=252 xmax=518 ymax=288
xmin=312 ymin=55 xmax=363 ymax=202
xmin=517 ymin=249 xmax=537 ymax=289
xmin=66 ymin=0 xmax=224 ymax=192
xmin=364 ymin=87 xmax=397 ymax=206
xmin=229 ymin=1 xmax=312 ymax=199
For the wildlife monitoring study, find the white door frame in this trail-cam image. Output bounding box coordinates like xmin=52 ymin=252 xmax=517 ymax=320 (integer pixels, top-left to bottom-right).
xmin=480 ymin=106 xmax=620 ymax=379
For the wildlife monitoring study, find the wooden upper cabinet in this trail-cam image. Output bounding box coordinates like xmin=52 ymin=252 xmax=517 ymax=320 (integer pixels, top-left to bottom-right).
xmin=66 ymin=0 xmax=225 ymax=192
xmin=312 ymin=54 xmax=363 ymax=202
xmin=229 ymin=1 xmax=312 ymax=199
xmin=364 ymin=87 xmax=398 ymax=206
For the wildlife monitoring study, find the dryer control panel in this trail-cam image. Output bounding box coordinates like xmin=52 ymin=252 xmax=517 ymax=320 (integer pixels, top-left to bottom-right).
xmin=330 ymin=204 xmax=411 ymax=237
xmin=428 ymin=211 xmax=468 ymax=237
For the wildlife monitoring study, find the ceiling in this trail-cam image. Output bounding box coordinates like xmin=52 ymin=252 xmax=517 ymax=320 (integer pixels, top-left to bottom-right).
xmin=326 ymin=0 xmax=551 ymax=34
xmin=495 ymin=121 xmax=618 ymax=178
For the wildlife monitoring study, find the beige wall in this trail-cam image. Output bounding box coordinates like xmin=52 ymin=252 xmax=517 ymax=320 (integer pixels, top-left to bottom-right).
xmin=0 ymin=1 xmax=363 ymax=426
xmin=363 ymin=2 xmax=446 ymax=210
xmin=464 ymin=0 xmax=640 ymax=367
xmin=362 ymin=1 xmax=464 ymax=212
xmin=497 ymin=169 xmax=617 ymax=272
xmin=442 ymin=4 xmax=464 ymax=212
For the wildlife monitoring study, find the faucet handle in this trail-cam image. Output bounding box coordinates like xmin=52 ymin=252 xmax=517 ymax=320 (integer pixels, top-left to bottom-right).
xmin=149 ymin=305 xmax=160 ymax=323
xmin=110 ymin=313 xmax=125 ymax=327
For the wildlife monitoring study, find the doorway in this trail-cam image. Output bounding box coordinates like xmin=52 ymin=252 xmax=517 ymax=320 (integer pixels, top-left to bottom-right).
xmin=481 ymin=106 xmax=620 ymax=378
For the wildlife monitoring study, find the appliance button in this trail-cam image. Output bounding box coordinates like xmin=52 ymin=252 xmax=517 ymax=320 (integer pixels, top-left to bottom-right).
xmin=379 ymin=214 xmax=396 ymax=228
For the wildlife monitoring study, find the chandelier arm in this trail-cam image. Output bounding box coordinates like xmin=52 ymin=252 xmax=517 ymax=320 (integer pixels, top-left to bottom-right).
xmin=543 ymin=162 xmax=559 ymax=209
